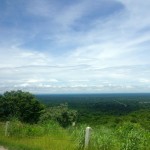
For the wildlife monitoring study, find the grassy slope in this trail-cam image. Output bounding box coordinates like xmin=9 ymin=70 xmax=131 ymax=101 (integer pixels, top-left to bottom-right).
xmin=0 ymin=122 xmax=76 ymax=150
xmin=0 ymin=121 xmax=150 ymax=150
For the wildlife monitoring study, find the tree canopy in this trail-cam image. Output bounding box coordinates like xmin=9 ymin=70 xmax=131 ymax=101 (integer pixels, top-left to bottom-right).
xmin=40 ymin=103 xmax=78 ymax=127
xmin=0 ymin=90 xmax=45 ymax=123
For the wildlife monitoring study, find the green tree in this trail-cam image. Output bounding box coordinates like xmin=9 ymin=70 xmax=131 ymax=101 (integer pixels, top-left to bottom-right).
xmin=0 ymin=90 xmax=45 ymax=123
xmin=40 ymin=103 xmax=78 ymax=127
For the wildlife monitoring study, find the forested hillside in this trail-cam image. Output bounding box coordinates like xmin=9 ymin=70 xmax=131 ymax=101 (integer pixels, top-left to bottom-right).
xmin=0 ymin=92 xmax=149 ymax=150
xmin=37 ymin=94 xmax=150 ymax=129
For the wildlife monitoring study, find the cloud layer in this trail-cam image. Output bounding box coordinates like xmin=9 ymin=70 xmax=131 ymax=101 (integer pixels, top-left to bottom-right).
xmin=0 ymin=0 xmax=150 ymax=93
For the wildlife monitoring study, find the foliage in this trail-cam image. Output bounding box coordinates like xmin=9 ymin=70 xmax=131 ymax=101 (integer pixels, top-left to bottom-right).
xmin=0 ymin=120 xmax=76 ymax=150
xmin=70 ymin=123 xmax=150 ymax=150
xmin=0 ymin=90 xmax=45 ymax=123
xmin=0 ymin=118 xmax=149 ymax=150
xmin=0 ymin=93 xmax=150 ymax=149
xmin=116 ymin=122 xmax=150 ymax=150
xmin=36 ymin=94 xmax=150 ymax=128
xmin=40 ymin=103 xmax=78 ymax=128
xmin=4 ymin=119 xmax=64 ymax=137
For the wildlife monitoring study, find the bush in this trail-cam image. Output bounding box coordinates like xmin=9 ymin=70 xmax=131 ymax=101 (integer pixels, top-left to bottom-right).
xmin=40 ymin=103 xmax=78 ymax=128
xmin=0 ymin=90 xmax=45 ymax=123
xmin=116 ymin=122 xmax=150 ymax=150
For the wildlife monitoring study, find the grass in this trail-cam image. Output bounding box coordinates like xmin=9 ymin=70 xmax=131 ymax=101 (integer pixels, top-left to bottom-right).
xmin=0 ymin=121 xmax=76 ymax=150
xmin=0 ymin=121 xmax=150 ymax=150
xmin=70 ymin=123 xmax=150 ymax=150
xmin=0 ymin=136 xmax=75 ymax=150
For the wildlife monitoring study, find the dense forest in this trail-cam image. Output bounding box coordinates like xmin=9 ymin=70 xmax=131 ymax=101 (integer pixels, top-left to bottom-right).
xmin=36 ymin=93 xmax=150 ymax=129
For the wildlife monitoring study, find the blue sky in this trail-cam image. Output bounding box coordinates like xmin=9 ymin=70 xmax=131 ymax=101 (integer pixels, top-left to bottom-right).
xmin=0 ymin=0 xmax=150 ymax=93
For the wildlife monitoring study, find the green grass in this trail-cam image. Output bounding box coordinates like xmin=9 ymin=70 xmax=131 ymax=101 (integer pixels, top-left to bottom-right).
xmin=0 ymin=121 xmax=76 ymax=150
xmin=70 ymin=123 xmax=150 ymax=150
xmin=0 ymin=136 xmax=75 ymax=150
xmin=0 ymin=121 xmax=150 ymax=150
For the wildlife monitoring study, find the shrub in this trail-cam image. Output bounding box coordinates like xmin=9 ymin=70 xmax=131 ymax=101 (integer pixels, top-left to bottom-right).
xmin=0 ymin=90 xmax=45 ymax=123
xmin=40 ymin=103 xmax=78 ymax=128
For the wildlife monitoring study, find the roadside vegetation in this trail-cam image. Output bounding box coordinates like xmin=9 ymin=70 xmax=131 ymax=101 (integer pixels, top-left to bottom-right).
xmin=0 ymin=91 xmax=150 ymax=150
xmin=0 ymin=120 xmax=76 ymax=150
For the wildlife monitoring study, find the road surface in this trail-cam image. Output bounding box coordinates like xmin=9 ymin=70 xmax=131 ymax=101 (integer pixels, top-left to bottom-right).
xmin=0 ymin=146 xmax=8 ymax=150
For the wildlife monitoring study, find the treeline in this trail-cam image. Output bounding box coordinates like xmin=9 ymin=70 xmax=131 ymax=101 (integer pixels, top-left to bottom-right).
xmin=36 ymin=94 xmax=150 ymax=130
xmin=0 ymin=90 xmax=77 ymax=127
xmin=0 ymin=91 xmax=150 ymax=150
xmin=0 ymin=91 xmax=150 ymax=130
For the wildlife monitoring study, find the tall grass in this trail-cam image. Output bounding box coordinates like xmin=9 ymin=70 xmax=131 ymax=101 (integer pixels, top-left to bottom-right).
xmin=0 ymin=121 xmax=149 ymax=150
xmin=0 ymin=120 xmax=76 ymax=150
xmin=70 ymin=122 xmax=150 ymax=150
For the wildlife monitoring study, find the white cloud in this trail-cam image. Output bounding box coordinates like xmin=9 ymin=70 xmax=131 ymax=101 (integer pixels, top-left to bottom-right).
xmin=0 ymin=46 xmax=53 ymax=68
xmin=139 ymin=79 xmax=150 ymax=84
xmin=0 ymin=0 xmax=150 ymax=93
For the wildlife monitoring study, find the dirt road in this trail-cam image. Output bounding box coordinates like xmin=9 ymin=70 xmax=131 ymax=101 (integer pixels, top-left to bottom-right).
xmin=0 ymin=146 xmax=8 ymax=150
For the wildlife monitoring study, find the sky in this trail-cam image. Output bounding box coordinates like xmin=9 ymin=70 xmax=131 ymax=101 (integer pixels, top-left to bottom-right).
xmin=0 ymin=0 xmax=150 ymax=94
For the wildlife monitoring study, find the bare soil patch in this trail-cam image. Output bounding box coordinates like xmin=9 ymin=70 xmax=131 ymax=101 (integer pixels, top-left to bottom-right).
xmin=0 ymin=146 xmax=8 ymax=150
